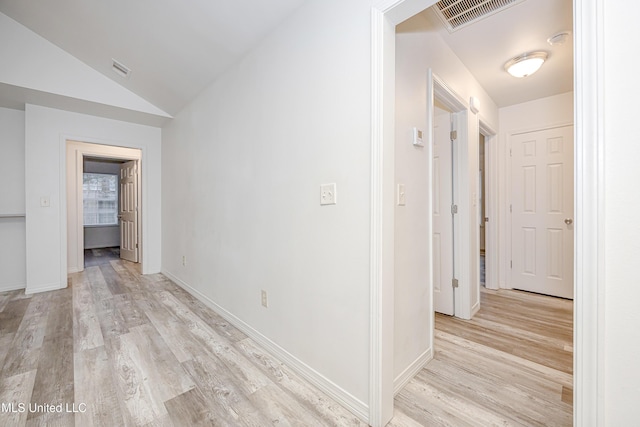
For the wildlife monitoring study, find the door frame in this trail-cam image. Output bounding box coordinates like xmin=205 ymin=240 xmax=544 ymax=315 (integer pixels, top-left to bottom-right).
xmin=428 ymin=71 xmax=469 ymax=317
xmin=479 ymin=120 xmax=498 ymax=290
xmin=66 ymin=141 xmax=142 ymax=273
xmin=370 ymin=0 xmax=604 ymax=425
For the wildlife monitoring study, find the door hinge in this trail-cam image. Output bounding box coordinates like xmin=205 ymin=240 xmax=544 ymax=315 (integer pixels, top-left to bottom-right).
xmin=451 ymin=204 xmax=458 ymax=215
xmin=510 ymin=148 xmax=512 ymax=157
xmin=510 ymin=260 xmax=513 ymax=269
xmin=450 ymin=130 xmax=457 ymax=141
xmin=484 ymin=217 xmax=489 ymax=223
xmin=136 ymin=243 xmax=139 ymax=248
xmin=452 ymin=278 xmax=459 ymax=288
xmin=510 ymin=204 xmax=512 ymax=213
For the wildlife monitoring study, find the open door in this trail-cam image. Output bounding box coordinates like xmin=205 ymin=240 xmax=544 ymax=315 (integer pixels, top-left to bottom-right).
xmin=432 ymin=101 xmax=455 ymax=315
xmin=119 ymin=160 xmax=139 ymax=262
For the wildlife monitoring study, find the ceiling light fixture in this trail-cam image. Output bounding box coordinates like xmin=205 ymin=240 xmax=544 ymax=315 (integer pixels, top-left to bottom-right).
xmin=504 ymin=51 xmax=548 ymax=78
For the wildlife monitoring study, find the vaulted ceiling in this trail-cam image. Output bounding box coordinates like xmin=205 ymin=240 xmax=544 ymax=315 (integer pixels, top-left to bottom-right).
xmin=0 ymin=0 xmax=307 ymax=117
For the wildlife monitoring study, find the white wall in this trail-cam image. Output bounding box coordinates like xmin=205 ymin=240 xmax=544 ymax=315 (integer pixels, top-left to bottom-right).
xmin=498 ymin=92 xmax=573 ymax=289
xmin=603 ymin=1 xmax=640 ymax=423
xmin=393 ymin=13 xmax=498 ymax=387
xmin=0 ymin=107 xmax=26 ymax=291
xmin=25 ymin=104 xmax=161 ymax=293
xmin=162 ymin=0 xmax=374 ymax=417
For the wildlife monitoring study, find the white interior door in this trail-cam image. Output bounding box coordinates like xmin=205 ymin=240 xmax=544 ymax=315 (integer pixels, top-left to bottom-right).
xmin=119 ymin=160 xmax=139 ymax=262
xmin=433 ymin=104 xmax=454 ymax=315
xmin=511 ymin=125 xmax=574 ymax=299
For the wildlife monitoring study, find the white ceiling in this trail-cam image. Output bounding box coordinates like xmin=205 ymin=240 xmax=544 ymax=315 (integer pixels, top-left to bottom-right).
xmin=420 ymin=0 xmax=573 ymax=107
xmin=0 ymin=0 xmax=572 ymax=119
xmin=0 ymin=0 xmax=307 ymax=116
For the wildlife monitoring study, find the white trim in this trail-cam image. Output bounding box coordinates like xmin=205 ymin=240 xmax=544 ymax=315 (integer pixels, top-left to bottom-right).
xmin=371 ymin=1 xmax=440 ymax=425
xmin=0 ymin=283 xmax=27 ymax=292
xmin=370 ymin=6 xmax=395 ymax=427
xmin=393 ymin=348 xmax=432 ymax=396
xmin=64 ymin=140 xmax=142 ymax=276
xmin=573 ymin=0 xmax=604 ymax=424
xmin=25 ymin=282 xmax=63 ymax=295
xmin=479 ymin=120 xmax=499 ymax=290
xmin=162 ymin=269 xmax=369 ymax=422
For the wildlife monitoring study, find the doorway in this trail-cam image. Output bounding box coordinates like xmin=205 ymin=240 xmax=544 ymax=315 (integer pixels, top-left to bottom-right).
xmin=66 ymin=141 xmax=142 ymax=274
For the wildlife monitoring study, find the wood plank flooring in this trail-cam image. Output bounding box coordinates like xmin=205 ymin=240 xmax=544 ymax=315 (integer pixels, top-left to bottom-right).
xmin=391 ymin=288 xmax=573 ymax=427
xmin=0 ymin=259 xmax=366 ymax=427
xmin=1 ymin=256 xmax=573 ymax=426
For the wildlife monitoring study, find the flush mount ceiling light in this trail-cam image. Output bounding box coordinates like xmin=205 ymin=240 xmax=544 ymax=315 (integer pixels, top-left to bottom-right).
xmin=504 ymin=51 xmax=548 ymax=78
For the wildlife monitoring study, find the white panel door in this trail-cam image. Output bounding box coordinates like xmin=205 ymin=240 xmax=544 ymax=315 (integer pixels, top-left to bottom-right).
xmin=119 ymin=160 xmax=139 ymax=263
xmin=433 ymin=105 xmax=454 ymax=315
xmin=511 ymin=126 xmax=573 ymax=299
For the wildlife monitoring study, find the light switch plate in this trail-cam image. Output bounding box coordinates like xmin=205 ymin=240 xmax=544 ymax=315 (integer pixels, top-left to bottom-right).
xmin=40 ymin=197 xmax=50 ymax=207
xmin=320 ymin=183 xmax=337 ymax=205
xmin=397 ymin=184 xmax=406 ymax=206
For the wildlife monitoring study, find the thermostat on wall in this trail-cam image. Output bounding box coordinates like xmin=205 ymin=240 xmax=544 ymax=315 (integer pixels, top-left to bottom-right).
xmin=412 ymin=127 xmax=424 ymax=146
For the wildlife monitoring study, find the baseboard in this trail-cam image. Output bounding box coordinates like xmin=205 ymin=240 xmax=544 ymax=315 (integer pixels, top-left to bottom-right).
xmin=471 ymin=300 xmax=480 ymax=317
xmin=161 ymin=269 xmax=370 ymax=423
xmin=25 ymin=282 xmax=63 ymax=295
xmin=393 ymin=347 xmax=432 ymax=396
xmin=0 ymin=283 xmax=26 ymax=293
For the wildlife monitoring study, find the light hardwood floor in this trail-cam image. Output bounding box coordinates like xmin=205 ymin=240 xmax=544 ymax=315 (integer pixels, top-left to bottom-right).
xmin=0 ymin=258 xmax=572 ymax=426
xmin=0 ymin=260 xmax=367 ymax=426
xmin=391 ymin=287 xmax=573 ymax=427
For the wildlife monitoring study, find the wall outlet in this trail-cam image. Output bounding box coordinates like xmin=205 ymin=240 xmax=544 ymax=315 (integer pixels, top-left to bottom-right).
xmin=182 ymin=255 xmax=187 ymax=266
xmin=261 ymin=290 xmax=268 ymax=308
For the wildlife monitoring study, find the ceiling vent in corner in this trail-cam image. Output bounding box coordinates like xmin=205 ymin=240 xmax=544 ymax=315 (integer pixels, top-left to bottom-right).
xmin=433 ymin=0 xmax=526 ymax=32
xmin=111 ymin=59 xmax=132 ymax=79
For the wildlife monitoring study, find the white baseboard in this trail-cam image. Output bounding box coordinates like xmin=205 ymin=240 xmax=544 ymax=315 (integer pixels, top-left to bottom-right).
xmin=471 ymin=301 xmax=480 ymax=317
xmin=161 ymin=269 xmax=370 ymax=423
xmin=393 ymin=347 xmax=432 ymax=396
xmin=25 ymin=282 xmax=63 ymax=295
xmin=0 ymin=283 xmax=26 ymax=293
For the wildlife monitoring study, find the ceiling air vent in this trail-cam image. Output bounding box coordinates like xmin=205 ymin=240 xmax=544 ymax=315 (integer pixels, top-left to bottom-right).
xmin=111 ymin=59 xmax=132 ymax=79
xmin=433 ymin=0 xmax=526 ymax=32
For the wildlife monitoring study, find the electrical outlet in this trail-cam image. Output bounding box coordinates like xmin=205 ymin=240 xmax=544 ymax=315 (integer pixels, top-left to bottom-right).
xmin=182 ymin=255 xmax=187 ymax=266
xmin=261 ymin=290 xmax=268 ymax=308
xmin=320 ymin=183 xmax=337 ymax=205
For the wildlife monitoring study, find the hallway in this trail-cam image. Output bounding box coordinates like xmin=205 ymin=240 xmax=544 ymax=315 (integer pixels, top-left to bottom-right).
xmin=392 ymin=288 xmax=573 ymax=426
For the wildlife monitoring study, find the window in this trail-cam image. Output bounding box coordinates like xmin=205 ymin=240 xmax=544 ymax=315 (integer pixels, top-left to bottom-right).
xmin=83 ymin=173 xmax=118 ymax=226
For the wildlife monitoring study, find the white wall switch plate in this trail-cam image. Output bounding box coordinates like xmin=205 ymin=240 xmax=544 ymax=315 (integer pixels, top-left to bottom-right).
xmin=261 ymin=290 xmax=268 ymax=308
xmin=40 ymin=196 xmax=50 ymax=207
xmin=412 ymin=127 xmax=424 ymax=146
xmin=397 ymin=184 xmax=406 ymax=206
xmin=320 ymin=183 xmax=337 ymax=205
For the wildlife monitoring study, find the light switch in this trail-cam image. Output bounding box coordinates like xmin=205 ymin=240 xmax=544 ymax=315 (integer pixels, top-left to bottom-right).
xmin=40 ymin=197 xmax=50 ymax=207
xmin=320 ymin=183 xmax=337 ymax=205
xmin=397 ymin=184 xmax=406 ymax=206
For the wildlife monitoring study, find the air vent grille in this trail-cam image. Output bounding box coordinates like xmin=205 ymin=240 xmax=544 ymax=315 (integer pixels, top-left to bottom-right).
xmin=434 ymin=0 xmax=526 ymax=32
xmin=111 ymin=59 xmax=131 ymax=79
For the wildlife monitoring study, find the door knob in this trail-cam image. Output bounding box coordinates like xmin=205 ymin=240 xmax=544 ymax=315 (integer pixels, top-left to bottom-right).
xmin=564 ymin=218 xmax=573 ymax=225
